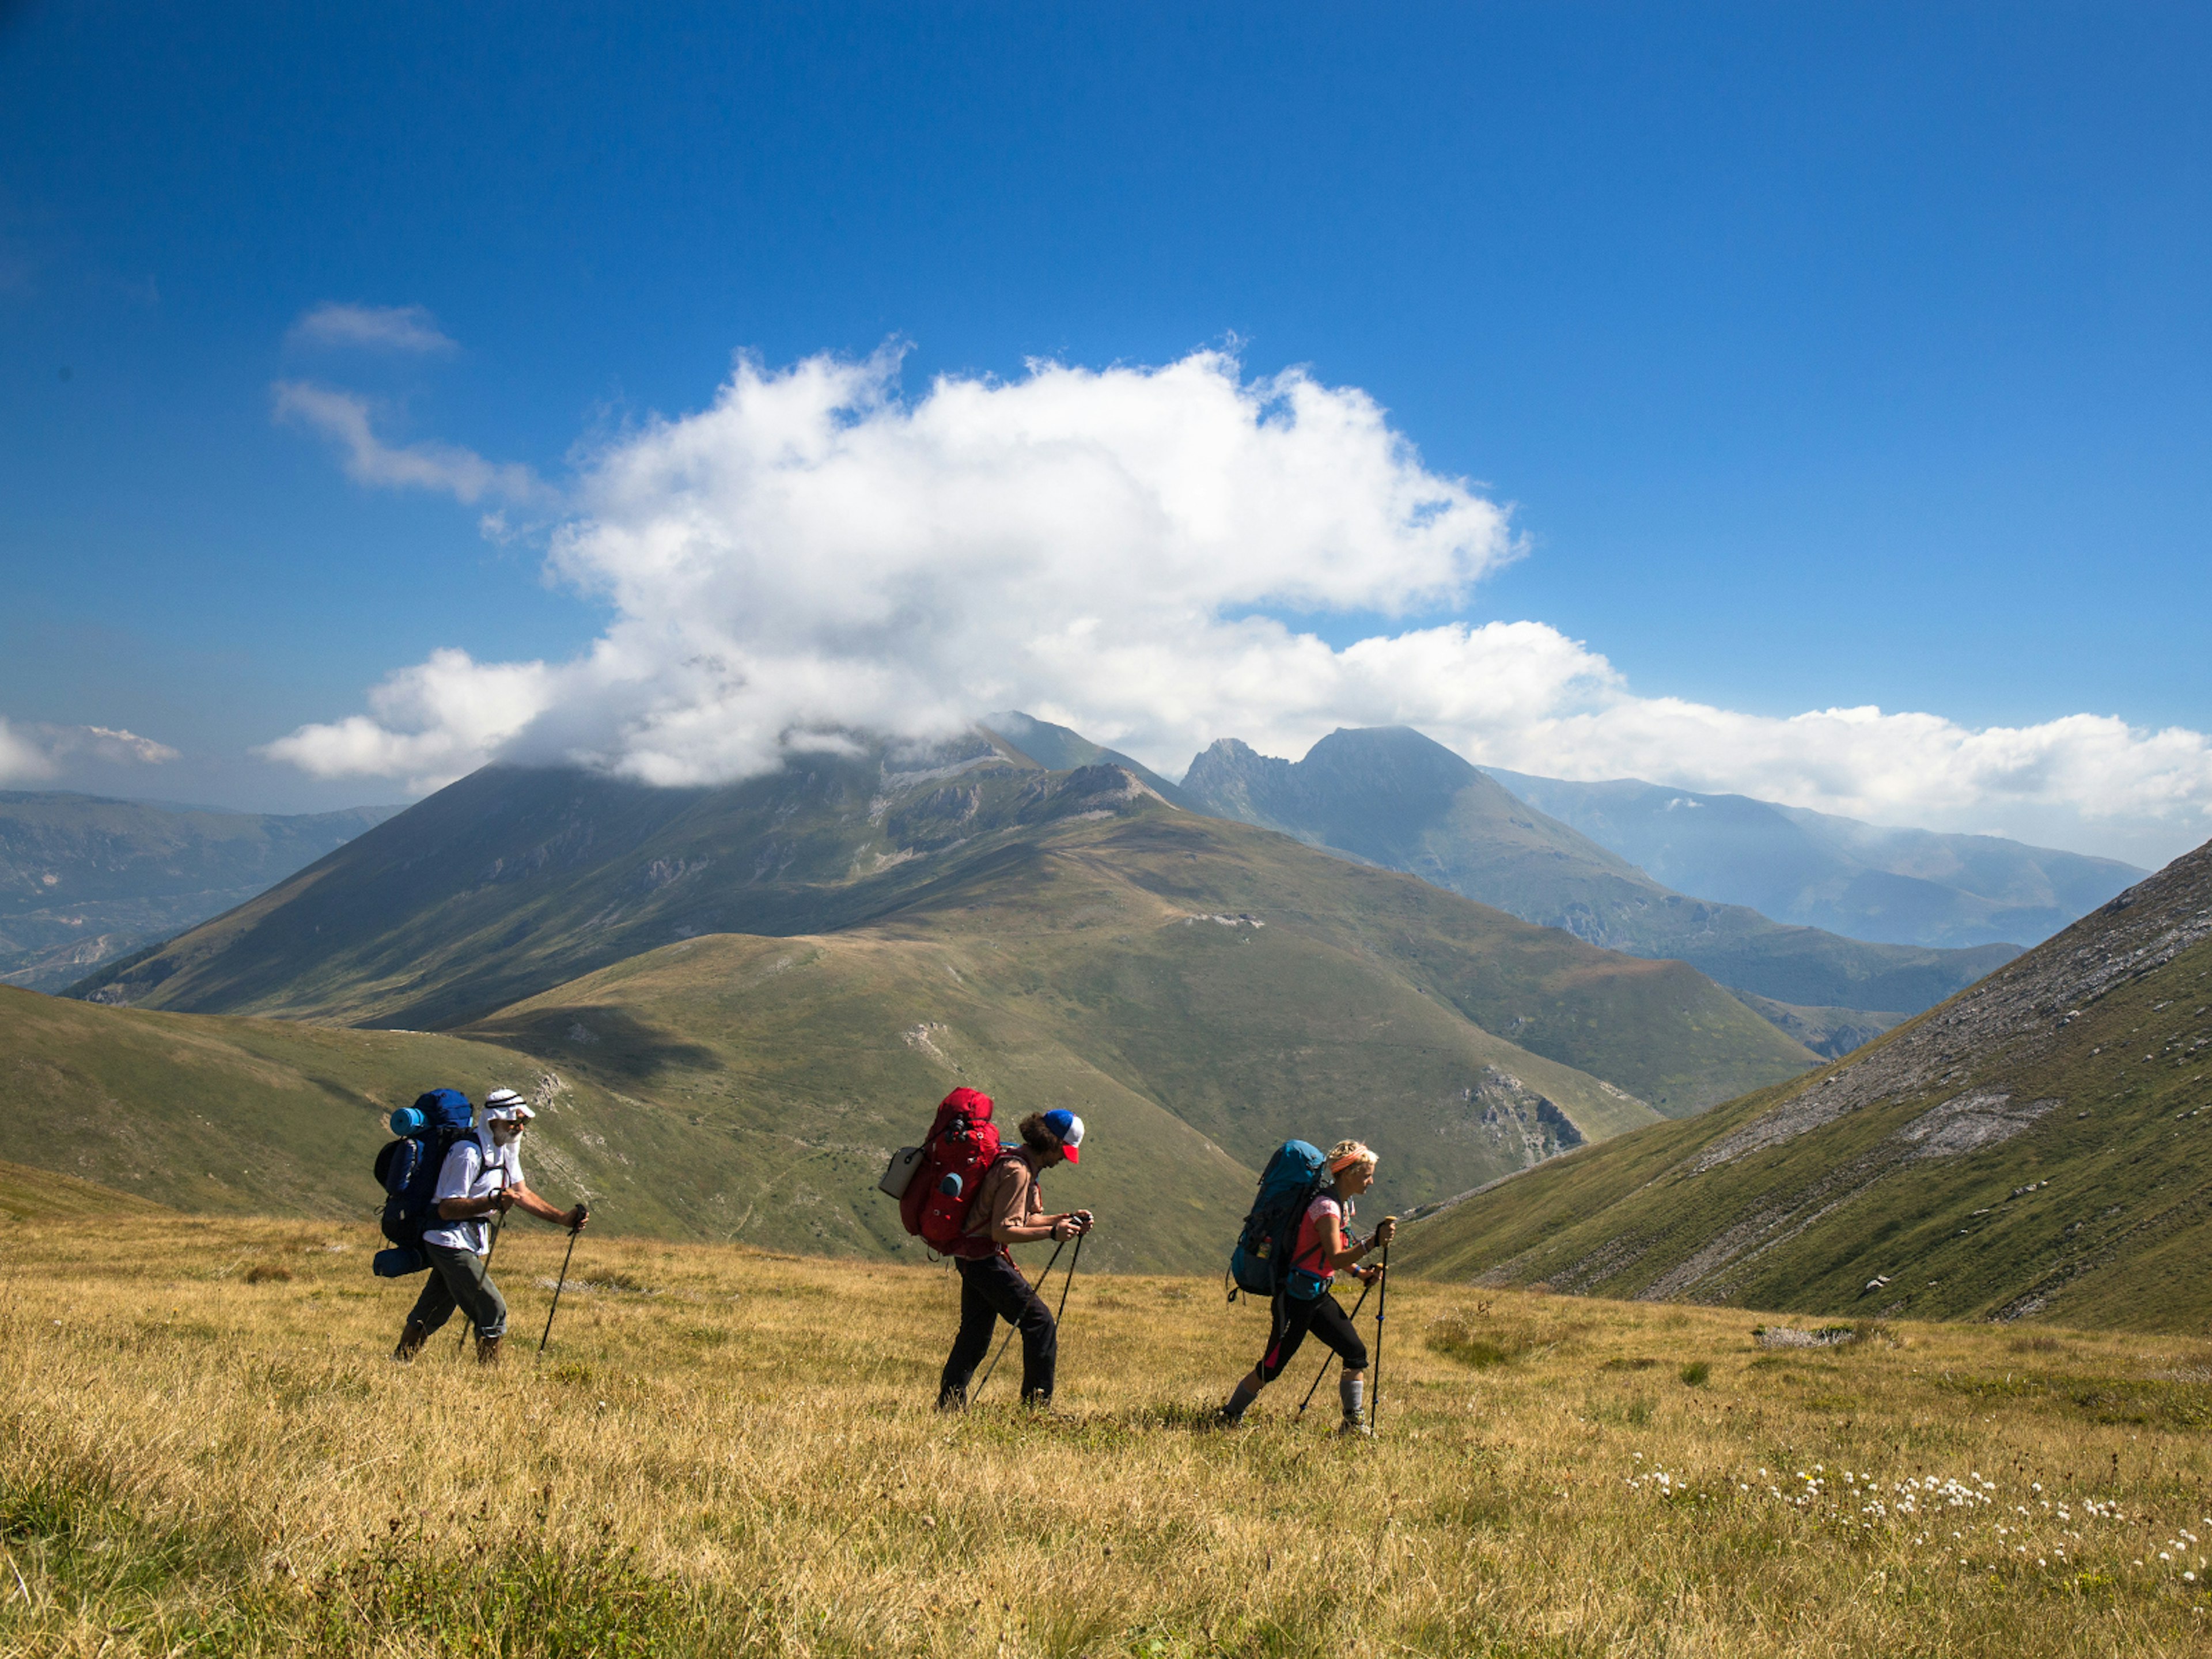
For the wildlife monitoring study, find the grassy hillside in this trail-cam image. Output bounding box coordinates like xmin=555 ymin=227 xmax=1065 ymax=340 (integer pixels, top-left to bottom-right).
xmin=1180 ymin=727 xmax=2017 ymax=1039
xmin=6 ymin=1204 xmax=2211 ymax=1656
xmin=1488 ymin=767 xmax=2144 ymax=950
xmin=0 ymin=790 xmax=396 ymax=990
xmin=1397 ymin=837 xmax=2212 ymax=1331
xmin=0 ymin=983 xmax=1241 ymax=1272
xmin=0 ymin=1156 xmax=174 ymax=1224
xmin=464 ymin=844 xmax=1670 ymax=1233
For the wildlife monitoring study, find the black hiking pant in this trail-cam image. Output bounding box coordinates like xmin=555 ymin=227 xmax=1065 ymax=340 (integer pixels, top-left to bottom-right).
xmin=407 ymin=1242 xmax=510 ymax=1340
xmin=939 ymin=1251 xmax=1056 ymax=1406
xmin=1256 ymin=1286 xmax=1366 ymax=1382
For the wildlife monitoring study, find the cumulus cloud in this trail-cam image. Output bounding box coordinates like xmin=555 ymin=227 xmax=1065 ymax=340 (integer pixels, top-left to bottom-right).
xmin=289 ymin=302 xmax=457 ymax=355
xmin=0 ymin=719 xmax=179 ymax=782
xmin=261 ymin=649 xmax=556 ymax=796
xmin=262 ymin=346 xmax=2212 ymax=864
xmin=273 ymin=381 xmax=547 ymax=508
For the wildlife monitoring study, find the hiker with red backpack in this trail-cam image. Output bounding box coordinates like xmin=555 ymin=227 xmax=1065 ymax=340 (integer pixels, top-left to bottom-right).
xmin=880 ymin=1088 xmax=1092 ymax=1410
xmin=1216 ymin=1139 xmax=1393 ymax=1434
xmin=938 ymin=1107 xmax=1090 ymax=1410
xmin=391 ymin=1089 xmax=588 ymax=1366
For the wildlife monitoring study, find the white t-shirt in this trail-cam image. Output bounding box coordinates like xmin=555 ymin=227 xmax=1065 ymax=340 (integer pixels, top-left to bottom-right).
xmin=422 ymin=1130 xmax=523 ymax=1256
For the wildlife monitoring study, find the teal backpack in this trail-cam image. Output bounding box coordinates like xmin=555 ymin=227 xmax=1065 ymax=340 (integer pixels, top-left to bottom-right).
xmin=1227 ymin=1139 xmax=1329 ymax=1301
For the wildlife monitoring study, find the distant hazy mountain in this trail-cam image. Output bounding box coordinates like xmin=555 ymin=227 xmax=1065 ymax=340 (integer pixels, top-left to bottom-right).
xmin=1396 ymin=832 xmax=2212 ymax=1332
xmin=0 ymin=793 xmax=400 ymax=991
xmin=1180 ymin=726 xmax=2017 ymax=1052
xmin=1483 ymin=770 xmax=2142 ymax=950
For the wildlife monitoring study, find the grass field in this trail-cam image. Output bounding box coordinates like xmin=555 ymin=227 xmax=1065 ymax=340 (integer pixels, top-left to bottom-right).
xmin=5 ymin=1185 xmax=2212 ymax=1656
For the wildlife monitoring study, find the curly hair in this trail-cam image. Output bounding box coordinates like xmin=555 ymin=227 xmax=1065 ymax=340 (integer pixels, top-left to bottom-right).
xmin=1018 ymin=1113 xmax=1058 ymax=1155
xmin=1326 ymin=1139 xmax=1378 ymax=1173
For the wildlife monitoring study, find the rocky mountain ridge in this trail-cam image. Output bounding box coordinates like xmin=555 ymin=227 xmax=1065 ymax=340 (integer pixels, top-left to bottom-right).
xmin=1394 ymin=834 xmax=2212 ymax=1330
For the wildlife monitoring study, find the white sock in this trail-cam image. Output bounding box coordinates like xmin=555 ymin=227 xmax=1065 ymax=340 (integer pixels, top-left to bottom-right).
xmin=1340 ymin=1376 xmax=1366 ymax=1423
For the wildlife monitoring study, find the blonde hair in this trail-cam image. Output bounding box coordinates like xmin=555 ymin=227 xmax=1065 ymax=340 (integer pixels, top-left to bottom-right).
xmin=1326 ymin=1139 xmax=1377 ymax=1173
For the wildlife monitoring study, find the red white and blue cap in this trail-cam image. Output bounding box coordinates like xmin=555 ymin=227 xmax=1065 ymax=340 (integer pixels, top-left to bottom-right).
xmin=1041 ymin=1108 xmax=1085 ymax=1163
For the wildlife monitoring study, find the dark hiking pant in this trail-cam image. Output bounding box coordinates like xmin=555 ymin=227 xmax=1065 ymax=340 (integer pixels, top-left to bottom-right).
xmin=1255 ymin=1287 xmax=1366 ymax=1383
xmin=939 ymin=1252 xmax=1056 ymax=1406
xmin=407 ymin=1242 xmax=510 ymax=1339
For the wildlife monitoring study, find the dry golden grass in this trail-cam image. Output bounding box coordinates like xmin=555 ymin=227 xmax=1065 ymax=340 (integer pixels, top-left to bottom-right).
xmin=5 ymin=1208 xmax=2212 ymax=1656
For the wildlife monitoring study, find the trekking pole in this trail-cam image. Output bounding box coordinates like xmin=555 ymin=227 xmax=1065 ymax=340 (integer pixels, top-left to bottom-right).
xmin=537 ymin=1203 xmax=589 ymax=1356
xmin=969 ymin=1236 xmax=1067 ymax=1405
xmin=1295 ymin=1274 xmax=1375 ymax=1419
xmin=459 ymin=1186 xmax=509 ymax=1355
xmin=1371 ymin=1238 xmax=1391 ymax=1434
xmin=1052 ymin=1230 xmax=1085 ymax=1328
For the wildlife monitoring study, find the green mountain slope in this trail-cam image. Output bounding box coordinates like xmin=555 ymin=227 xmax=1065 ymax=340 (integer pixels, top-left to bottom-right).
xmin=69 ymin=744 xmax=1817 ymax=1120
xmin=1395 ymin=836 xmax=2212 ymax=1333
xmin=1485 ymin=767 xmax=2143 ymax=950
xmin=0 ymin=982 xmax=1237 ymax=1271
xmin=464 ymin=821 xmax=1681 ymax=1228
xmin=0 ymin=1157 xmax=173 ymax=1226
xmin=1181 ymin=726 xmax=2017 ymax=1051
xmin=0 ymin=791 xmax=398 ymax=991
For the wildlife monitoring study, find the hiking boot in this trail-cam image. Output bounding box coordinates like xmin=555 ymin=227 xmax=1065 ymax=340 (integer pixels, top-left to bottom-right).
xmin=935 ymin=1388 xmax=968 ymax=1413
xmin=391 ymin=1320 xmax=430 ymax=1363
xmin=475 ymin=1332 xmax=503 ymax=1367
xmin=1338 ymin=1417 xmax=1372 ymax=1438
xmin=1212 ymin=1406 xmax=1251 ymax=1431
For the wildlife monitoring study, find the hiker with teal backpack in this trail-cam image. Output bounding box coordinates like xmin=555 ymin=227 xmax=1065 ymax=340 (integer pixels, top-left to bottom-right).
xmin=390 ymin=1089 xmax=588 ymax=1366
xmin=1217 ymin=1139 xmax=1393 ymax=1435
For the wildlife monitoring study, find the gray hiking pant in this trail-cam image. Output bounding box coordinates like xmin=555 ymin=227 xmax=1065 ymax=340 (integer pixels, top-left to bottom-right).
xmin=407 ymin=1241 xmax=509 ymax=1339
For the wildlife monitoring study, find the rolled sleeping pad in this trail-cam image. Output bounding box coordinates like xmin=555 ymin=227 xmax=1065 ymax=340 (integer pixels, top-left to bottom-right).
xmin=389 ymin=1105 xmax=426 ymax=1137
xmin=373 ymin=1247 xmax=429 ymax=1278
xmin=938 ymin=1171 xmax=964 ymax=1198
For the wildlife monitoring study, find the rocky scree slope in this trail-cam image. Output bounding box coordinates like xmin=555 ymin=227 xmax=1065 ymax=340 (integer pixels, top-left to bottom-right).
xmin=1395 ymin=836 xmax=2212 ymax=1331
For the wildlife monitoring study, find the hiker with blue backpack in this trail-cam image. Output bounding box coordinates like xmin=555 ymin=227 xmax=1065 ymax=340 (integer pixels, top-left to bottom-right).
xmin=389 ymin=1088 xmax=588 ymax=1366
xmin=1217 ymin=1139 xmax=1394 ymax=1435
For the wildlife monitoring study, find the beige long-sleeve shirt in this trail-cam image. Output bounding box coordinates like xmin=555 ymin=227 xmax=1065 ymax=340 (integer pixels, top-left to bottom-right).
xmin=962 ymin=1147 xmax=1046 ymax=1251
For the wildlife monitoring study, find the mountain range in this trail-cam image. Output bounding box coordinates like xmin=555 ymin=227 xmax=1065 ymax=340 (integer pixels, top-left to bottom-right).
xmin=0 ymin=791 xmax=399 ymax=991
xmin=39 ymin=732 xmax=1828 ymax=1248
xmin=1395 ymin=831 xmax=2212 ymax=1331
xmin=1179 ymin=725 xmax=2020 ymax=1055
xmin=1483 ymin=768 xmax=2143 ymax=951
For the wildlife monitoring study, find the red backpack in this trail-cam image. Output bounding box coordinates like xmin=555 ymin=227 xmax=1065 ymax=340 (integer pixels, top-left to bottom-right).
xmin=893 ymin=1087 xmax=1017 ymax=1255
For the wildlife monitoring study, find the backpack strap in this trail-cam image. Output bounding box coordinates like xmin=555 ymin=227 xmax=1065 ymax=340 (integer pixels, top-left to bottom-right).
xmin=1283 ymin=1180 xmax=1337 ymax=1278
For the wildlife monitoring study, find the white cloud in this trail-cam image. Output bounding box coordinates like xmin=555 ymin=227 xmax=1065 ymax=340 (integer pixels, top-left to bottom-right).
xmin=0 ymin=719 xmax=179 ymax=783
xmin=261 ymin=649 xmax=556 ymax=795
xmin=290 ymin=302 xmax=457 ymax=355
xmin=272 ymin=381 xmax=547 ymax=507
xmin=0 ymin=718 xmax=50 ymax=783
xmin=263 ymin=346 xmax=2212 ymax=866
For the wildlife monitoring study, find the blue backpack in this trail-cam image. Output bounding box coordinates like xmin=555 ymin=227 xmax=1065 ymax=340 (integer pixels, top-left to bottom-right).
xmin=372 ymin=1089 xmax=475 ymax=1277
xmin=1227 ymin=1139 xmax=1330 ymax=1302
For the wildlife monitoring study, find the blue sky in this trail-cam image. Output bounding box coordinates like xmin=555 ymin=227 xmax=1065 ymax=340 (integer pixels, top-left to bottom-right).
xmin=2 ymin=2 xmax=2208 ymax=859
